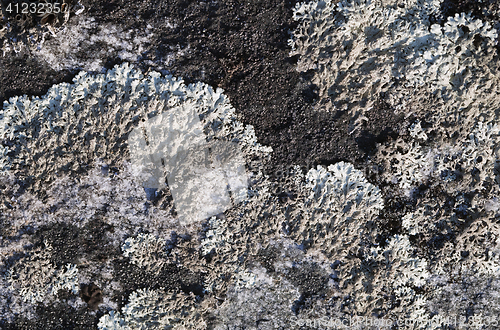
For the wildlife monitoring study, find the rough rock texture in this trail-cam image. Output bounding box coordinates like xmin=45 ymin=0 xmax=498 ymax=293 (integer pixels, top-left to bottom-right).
xmin=0 ymin=0 xmax=404 ymax=173
xmin=1 ymin=0 xmax=500 ymax=329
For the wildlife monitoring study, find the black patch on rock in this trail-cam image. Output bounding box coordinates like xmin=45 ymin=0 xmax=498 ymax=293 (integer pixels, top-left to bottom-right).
xmin=33 ymin=218 xmax=116 ymax=267
xmin=8 ymin=302 xmax=100 ymax=330
xmin=441 ymin=0 xmax=499 ymax=22
xmin=354 ymin=96 xmax=401 ymax=155
xmin=1 ymin=0 xmax=407 ymax=193
xmin=254 ymin=246 xmax=279 ymax=273
xmin=112 ymin=258 xmax=205 ymax=309
xmin=0 ymin=53 xmax=75 ymax=107
xmin=285 ymin=262 xmax=329 ymax=301
xmin=376 ymin=195 xmax=414 ymax=247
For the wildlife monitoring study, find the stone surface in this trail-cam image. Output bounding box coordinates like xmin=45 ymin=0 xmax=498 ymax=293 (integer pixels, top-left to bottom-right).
xmin=1 ymin=0 xmax=500 ymax=329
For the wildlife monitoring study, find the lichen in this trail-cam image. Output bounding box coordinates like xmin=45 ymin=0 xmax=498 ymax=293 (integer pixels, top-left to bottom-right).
xmin=5 ymin=241 xmax=79 ymax=304
xmin=122 ymin=233 xmax=168 ymax=274
xmin=290 ymin=0 xmax=497 ymax=114
xmin=0 ymin=63 xmax=271 ymax=224
xmin=98 ymin=288 xmax=204 ymax=330
xmin=287 ymin=161 xmax=384 ymax=258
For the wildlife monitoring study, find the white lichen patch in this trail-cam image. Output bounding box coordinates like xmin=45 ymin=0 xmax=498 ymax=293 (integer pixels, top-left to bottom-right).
xmin=98 ymin=288 xmax=204 ymax=330
xmin=288 ymin=162 xmax=383 ymax=258
xmin=0 ymin=63 xmax=271 ymax=225
xmin=122 ymin=233 xmax=168 ymax=273
xmin=34 ymin=17 xmax=156 ymax=71
xmin=377 ymin=119 xmax=500 ymax=195
xmin=290 ymin=0 xmax=498 ymax=114
xmin=212 ymin=278 xmax=300 ymax=330
xmin=4 ymin=241 xmax=79 ymax=308
xmin=199 ymin=214 xmax=258 ymax=294
xmin=200 ymin=216 xmax=229 ymax=256
xmin=378 ymin=139 xmax=432 ymax=192
xmin=461 ymin=121 xmax=500 ymax=180
xmin=305 ymin=161 xmax=384 ymax=223
xmin=130 ymin=109 xmax=250 ymax=224
xmin=379 ymin=235 xmax=430 ymax=288
xmin=402 ymin=212 xmax=420 ymax=235
xmin=363 ymin=235 xmax=431 ymax=326
xmin=0 ymin=160 xmax=178 ymax=240
xmin=409 ymin=120 xmax=428 ymax=142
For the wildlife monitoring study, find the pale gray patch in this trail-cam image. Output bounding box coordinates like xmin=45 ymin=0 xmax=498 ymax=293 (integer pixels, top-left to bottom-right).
xmin=128 ymin=104 xmax=248 ymax=224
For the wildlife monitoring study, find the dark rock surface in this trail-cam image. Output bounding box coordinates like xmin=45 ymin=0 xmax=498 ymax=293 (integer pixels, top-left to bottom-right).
xmin=0 ymin=0 xmax=406 ymax=178
xmin=1 ymin=0 xmax=499 ymax=328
